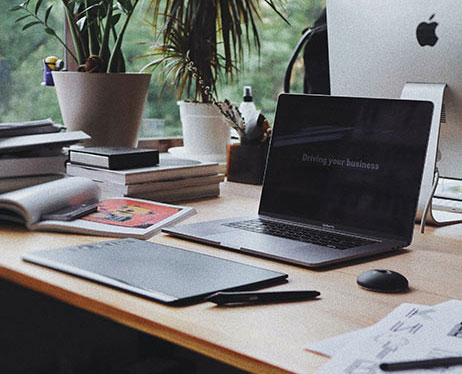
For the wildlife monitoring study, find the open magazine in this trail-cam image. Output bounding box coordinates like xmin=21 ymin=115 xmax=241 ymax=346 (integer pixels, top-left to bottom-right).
xmin=0 ymin=177 xmax=196 ymax=239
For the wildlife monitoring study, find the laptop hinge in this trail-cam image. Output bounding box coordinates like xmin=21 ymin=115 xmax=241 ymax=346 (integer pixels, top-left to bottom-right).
xmin=257 ymin=214 xmax=385 ymax=242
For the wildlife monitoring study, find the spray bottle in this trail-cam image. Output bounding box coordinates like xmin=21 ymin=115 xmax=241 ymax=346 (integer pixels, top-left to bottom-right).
xmin=238 ymin=86 xmax=258 ymax=125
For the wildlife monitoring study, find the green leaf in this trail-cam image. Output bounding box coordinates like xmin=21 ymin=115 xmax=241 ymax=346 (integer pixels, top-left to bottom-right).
xmin=22 ymin=21 xmax=41 ymax=30
xmin=34 ymin=0 xmax=44 ymax=15
xmin=140 ymin=58 xmax=164 ymax=72
xmin=76 ymin=17 xmax=86 ymax=31
xmin=44 ymin=4 xmax=53 ymax=24
xmin=15 ymin=14 xmax=32 ymax=23
xmin=118 ymin=0 xmax=132 ymax=13
xmin=44 ymin=27 xmax=55 ymax=35
xmin=112 ymin=13 xmax=121 ymax=26
xmin=77 ymin=3 xmax=103 ymax=18
xmin=264 ymin=0 xmax=289 ymax=25
xmin=9 ymin=5 xmax=23 ymax=11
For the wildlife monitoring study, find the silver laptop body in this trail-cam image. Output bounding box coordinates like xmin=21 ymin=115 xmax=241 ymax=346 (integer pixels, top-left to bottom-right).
xmin=163 ymin=94 xmax=433 ymax=267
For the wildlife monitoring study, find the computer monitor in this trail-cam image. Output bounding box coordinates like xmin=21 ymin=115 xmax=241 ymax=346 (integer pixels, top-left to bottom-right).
xmin=326 ymin=0 xmax=462 ymax=181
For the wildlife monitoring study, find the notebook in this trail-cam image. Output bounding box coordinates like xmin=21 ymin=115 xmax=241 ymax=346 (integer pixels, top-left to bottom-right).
xmin=22 ymin=238 xmax=287 ymax=306
xmin=163 ymin=94 xmax=434 ymax=267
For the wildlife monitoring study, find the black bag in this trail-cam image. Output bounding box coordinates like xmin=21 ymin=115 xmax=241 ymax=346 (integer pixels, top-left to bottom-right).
xmin=283 ymin=9 xmax=330 ymax=95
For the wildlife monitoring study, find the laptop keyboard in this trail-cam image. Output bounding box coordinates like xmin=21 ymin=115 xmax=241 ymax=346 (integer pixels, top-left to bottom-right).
xmin=223 ymin=219 xmax=375 ymax=250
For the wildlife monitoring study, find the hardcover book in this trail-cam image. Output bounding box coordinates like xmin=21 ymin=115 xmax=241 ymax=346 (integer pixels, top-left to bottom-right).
xmin=0 ymin=118 xmax=63 ymax=138
xmin=0 ymin=174 xmax=64 ymax=194
xmin=69 ymin=147 xmax=159 ymax=169
xmin=0 ymin=177 xmax=195 ymax=239
xmin=0 ymin=152 xmax=67 ymax=178
xmin=66 ymin=153 xmax=219 ymax=184
xmin=0 ymin=131 xmax=90 ymax=154
xmin=97 ymin=174 xmax=225 ymax=195
xmin=108 ymin=183 xmax=221 ymax=203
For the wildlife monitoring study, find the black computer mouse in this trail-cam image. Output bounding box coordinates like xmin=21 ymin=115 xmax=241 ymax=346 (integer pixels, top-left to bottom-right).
xmin=356 ymin=269 xmax=409 ymax=293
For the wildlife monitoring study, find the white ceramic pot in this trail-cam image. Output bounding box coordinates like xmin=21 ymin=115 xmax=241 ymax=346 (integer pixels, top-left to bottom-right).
xmin=52 ymin=72 xmax=151 ymax=147
xmin=176 ymin=101 xmax=230 ymax=162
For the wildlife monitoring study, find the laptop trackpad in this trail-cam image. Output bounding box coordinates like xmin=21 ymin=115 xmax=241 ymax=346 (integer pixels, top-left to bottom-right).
xmin=206 ymin=231 xmax=322 ymax=262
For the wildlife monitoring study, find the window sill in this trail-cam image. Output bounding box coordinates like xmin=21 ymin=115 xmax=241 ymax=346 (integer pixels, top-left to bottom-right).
xmin=137 ymin=137 xmax=183 ymax=152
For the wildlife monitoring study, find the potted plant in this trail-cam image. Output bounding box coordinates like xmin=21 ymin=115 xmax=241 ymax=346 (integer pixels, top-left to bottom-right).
xmin=143 ymin=0 xmax=284 ymax=162
xmin=10 ymin=0 xmax=151 ymax=147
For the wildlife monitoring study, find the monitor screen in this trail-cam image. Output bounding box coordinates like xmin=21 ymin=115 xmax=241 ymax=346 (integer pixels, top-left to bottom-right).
xmin=259 ymin=94 xmax=433 ymax=240
xmin=326 ymin=0 xmax=462 ymax=180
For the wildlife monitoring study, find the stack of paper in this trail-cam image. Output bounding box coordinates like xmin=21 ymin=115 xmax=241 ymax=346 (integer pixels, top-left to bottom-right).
xmin=307 ymin=300 xmax=462 ymax=373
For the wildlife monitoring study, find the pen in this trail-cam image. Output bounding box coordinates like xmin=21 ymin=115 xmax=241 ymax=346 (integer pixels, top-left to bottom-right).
xmin=205 ymin=290 xmax=320 ymax=305
xmin=41 ymin=203 xmax=98 ymax=221
xmin=380 ymin=356 xmax=462 ymax=371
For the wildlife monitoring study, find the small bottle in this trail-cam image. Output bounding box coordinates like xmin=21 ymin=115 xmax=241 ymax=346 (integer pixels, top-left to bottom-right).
xmin=239 ymin=86 xmax=257 ymax=125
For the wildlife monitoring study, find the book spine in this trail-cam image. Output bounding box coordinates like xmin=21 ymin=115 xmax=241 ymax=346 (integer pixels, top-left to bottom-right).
xmin=66 ymin=163 xmax=126 ymax=184
xmin=0 ymin=155 xmax=66 ymax=178
xmin=129 ymin=184 xmax=220 ymax=203
xmin=126 ymin=165 xmax=219 ymax=184
xmin=99 ymin=174 xmax=225 ymax=195
xmin=66 ymin=163 xmax=219 ymax=185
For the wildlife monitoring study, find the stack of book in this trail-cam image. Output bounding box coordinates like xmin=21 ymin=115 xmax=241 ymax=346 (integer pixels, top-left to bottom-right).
xmin=66 ymin=147 xmax=224 ymax=203
xmin=0 ymin=119 xmax=90 ymax=194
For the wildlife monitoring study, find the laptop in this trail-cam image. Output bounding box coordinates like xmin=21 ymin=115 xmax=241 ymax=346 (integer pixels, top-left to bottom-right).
xmin=163 ymin=94 xmax=434 ymax=267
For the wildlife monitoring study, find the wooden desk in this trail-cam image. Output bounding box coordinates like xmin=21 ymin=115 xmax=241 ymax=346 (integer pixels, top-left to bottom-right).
xmin=1 ymin=181 xmax=461 ymax=373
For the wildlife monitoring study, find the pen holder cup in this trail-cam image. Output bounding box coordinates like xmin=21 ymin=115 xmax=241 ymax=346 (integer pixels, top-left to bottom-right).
xmin=226 ymin=143 xmax=268 ymax=185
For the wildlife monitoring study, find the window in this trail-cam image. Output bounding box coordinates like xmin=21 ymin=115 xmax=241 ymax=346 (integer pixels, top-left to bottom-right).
xmin=0 ymin=0 xmax=323 ymax=137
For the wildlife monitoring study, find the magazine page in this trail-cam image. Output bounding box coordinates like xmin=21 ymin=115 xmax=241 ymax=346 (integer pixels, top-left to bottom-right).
xmin=0 ymin=177 xmax=101 ymax=225
xmin=32 ymin=197 xmax=196 ymax=239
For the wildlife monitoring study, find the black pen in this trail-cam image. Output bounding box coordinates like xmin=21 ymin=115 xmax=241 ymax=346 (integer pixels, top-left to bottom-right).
xmin=380 ymin=356 xmax=462 ymax=371
xmin=205 ymin=290 xmax=320 ymax=306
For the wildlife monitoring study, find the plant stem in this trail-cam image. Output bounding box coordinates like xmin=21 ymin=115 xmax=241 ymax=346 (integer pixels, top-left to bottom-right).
xmin=99 ymin=1 xmax=112 ymax=69
xmin=63 ymin=3 xmax=86 ymax=65
xmin=107 ymin=0 xmax=139 ymax=73
xmin=85 ymin=0 xmax=100 ymax=56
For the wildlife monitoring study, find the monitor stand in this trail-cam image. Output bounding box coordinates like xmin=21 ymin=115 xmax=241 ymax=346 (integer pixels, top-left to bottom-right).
xmin=400 ymin=83 xmax=462 ymax=232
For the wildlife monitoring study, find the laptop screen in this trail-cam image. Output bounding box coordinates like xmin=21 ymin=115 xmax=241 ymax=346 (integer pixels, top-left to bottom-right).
xmin=259 ymin=94 xmax=433 ymax=240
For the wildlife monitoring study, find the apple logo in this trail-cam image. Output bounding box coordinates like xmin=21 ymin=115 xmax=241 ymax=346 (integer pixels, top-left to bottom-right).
xmin=416 ymin=14 xmax=439 ymax=47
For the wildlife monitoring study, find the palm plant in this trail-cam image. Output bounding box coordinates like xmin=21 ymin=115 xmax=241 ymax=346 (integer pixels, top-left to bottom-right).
xmin=144 ymin=0 xmax=285 ymax=103
xmin=10 ymin=0 xmax=140 ymax=73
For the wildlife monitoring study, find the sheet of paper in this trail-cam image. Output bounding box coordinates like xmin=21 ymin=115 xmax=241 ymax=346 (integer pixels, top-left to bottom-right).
xmin=315 ymin=300 xmax=462 ymax=373
xmin=306 ymin=300 xmax=460 ymax=357
xmin=306 ymin=326 xmax=371 ymax=357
